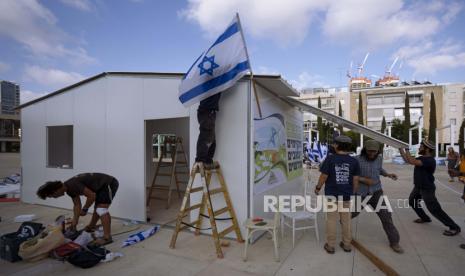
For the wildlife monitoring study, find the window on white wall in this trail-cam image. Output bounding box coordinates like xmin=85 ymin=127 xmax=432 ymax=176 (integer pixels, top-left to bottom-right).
xmin=451 ymin=105 xmax=457 ymax=112
xmin=47 ymin=125 xmax=73 ymax=168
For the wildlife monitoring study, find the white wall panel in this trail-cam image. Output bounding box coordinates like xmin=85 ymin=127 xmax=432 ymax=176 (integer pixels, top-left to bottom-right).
xmin=104 ymin=76 xmax=145 ymax=221
xmin=73 ymin=78 xmax=107 ymax=172
xmin=21 ymin=104 xmax=46 ymax=204
xmin=142 ymin=77 xmax=188 ymax=120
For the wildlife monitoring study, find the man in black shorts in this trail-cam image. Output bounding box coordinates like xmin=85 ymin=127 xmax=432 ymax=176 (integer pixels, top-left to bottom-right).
xmin=37 ymin=173 xmax=119 ymax=245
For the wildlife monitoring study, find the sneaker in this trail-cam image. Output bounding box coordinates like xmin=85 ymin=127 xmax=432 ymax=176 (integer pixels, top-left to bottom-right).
xmin=339 ymin=241 xmax=352 ymax=252
xmin=390 ymin=244 xmax=404 ymax=254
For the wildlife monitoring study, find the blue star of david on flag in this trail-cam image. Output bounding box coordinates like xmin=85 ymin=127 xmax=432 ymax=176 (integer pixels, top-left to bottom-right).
xmin=198 ymin=55 xmax=219 ymax=76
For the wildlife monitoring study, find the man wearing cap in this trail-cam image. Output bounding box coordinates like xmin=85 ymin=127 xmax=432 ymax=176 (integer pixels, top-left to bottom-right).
xmin=353 ymin=140 xmax=403 ymax=253
xmin=315 ymin=135 xmax=360 ymax=254
xmin=399 ymin=141 xmax=461 ymax=236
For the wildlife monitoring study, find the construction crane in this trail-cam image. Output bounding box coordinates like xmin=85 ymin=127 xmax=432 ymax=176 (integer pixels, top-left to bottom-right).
xmin=357 ymin=52 xmax=370 ymax=77
xmin=385 ymin=56 xmax=399 ymax=77
xmin=346 ymin=61 xmax=353 ymax=78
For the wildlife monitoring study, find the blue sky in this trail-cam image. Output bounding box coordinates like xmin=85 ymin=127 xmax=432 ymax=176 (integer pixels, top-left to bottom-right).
xmin=1 ymin=0 xmax=465 ymax=103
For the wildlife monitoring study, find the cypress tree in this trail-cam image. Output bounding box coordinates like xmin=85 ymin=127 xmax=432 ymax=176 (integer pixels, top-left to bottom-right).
xmin=317 ymin=96 xmax=322 ymax=140
xmin=380 ymin=116 xmax=387 ymax=151
xmin=459 ymin=120 xmax=465 ymax=155
xmin=381 ymin=116 xmax=387 ymax=134
xmin=338 ymin=101 xmax=344 ymax=134
xmin=403 ymin=93 xmax=411 ymax=143
xmin=428 ymin=92 xmax=437 ymax=143
xmin=358 ymin=93 xmax=363 ymax=125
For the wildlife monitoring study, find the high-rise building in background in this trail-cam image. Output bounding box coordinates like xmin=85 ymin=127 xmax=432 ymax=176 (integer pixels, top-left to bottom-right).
xmin=0 ymin=80 xmax=20 ymax=152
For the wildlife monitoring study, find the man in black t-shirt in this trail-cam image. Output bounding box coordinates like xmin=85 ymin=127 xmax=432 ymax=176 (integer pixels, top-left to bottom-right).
xmin=315 ymin=135 xmax=360 ymax=254
xmin=400 ymin=141 xmax=461 ymax=236
xmin=37 ymin=173 xmax=119 ymax=245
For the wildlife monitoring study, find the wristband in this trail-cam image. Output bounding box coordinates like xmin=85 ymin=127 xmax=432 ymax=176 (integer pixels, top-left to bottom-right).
xmin=82 ymin=208 xmax=89 ymax=212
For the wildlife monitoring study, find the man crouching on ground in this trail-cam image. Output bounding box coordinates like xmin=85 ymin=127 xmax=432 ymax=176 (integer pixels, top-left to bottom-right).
xmin=314 ymin=135 xmax=360 ymax=254
xmin=37 ymin=173 xmax=119 ymax=246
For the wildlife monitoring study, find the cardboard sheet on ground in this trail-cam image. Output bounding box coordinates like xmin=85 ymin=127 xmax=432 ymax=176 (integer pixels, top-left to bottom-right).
xmin=283 ymin=97 xmax=409 ymax=148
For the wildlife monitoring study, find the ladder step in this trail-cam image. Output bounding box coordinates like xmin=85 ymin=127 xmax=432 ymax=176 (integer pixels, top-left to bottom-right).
xmin=148 ymin=185 xmax=171 ymax=190
xmin=157 ymin=173 xmax=173 ymax=176
xmin=184 ymin=203 xmax=203 ymax=212
xmin=175 ymin=171 xmax=189 ymax=174
xmin=218 ymin=225 xmax=236 ymax=238
xmin=209 ymin=188 xmax=224 ymax=195
xmin=190 ymin=187 xmax=204 ymax=193
xmin=214 ymin=207 xmax=229 ymax=216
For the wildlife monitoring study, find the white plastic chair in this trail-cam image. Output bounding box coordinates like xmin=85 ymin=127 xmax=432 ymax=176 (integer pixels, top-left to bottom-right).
xmin=281 ymin=165 xmax=320 ymax=247
xmin=243 ymin=210 xmax=280 ymax=262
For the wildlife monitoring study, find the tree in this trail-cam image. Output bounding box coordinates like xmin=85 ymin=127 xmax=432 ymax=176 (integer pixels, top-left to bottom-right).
xmin=380 ymin=116 xmax=387 ymax=151
xmin=338 ymin=101 xmax=344 ymax=134
xmin=403 ymin=93 xmax=411 ymax=143
xmin=317 ymin=96 xmax=323 ymax=140
xmin=459 ymin=120 xmax=465 ymax=155
xmin=428 ymin=92 xmax=437 ymax=143
xmin=391 ymin=119 xmax=404 ymax=141
xmin=358 ymin=93 xmax=363 ymax=125
xmin=381 ymin=116 xmax=387 ymax=134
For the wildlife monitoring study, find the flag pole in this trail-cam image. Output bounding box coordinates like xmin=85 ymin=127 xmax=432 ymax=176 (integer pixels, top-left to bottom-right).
xmin=236 ymin=13 xmax=263 ymax=119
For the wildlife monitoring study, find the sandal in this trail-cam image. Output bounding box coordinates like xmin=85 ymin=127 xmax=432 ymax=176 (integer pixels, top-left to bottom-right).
xmin=339 ymin=242 xmax=352 ymax=252
xmin=324 ymin=243 xmax=335 ymax=254
xmin=443 ymin=229 xmax=461 ymax=236
xmin=91 ymin=236 xmax=113 ymax=246
xmin=413 ymin=218 xmax=431 ymax=224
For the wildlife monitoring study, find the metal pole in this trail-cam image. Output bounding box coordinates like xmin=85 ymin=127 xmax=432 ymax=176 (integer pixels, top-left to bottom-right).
xmin=435 ymin=129 xmax=439 ymax=159
xmin=409 ymin=130 xmax=412 ymax=147
xmin=419 ymin=116 xmax=423 ymax=144
xmin=360 ymin=134 xmax=364 ymax=148
xmin=451 ymin=123 xmax=455 ymax=148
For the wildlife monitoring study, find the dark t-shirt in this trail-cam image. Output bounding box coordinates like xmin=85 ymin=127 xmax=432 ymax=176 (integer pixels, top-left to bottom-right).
xmin=64 ymin=173 xmax=115 ymax=198
xmin=199 ymin=93 xmax=221 ymax=111
xmin=413 ymin=156 xmax=436 ymax=190
xmin=320 ymin=154 xmax=360 ymax=200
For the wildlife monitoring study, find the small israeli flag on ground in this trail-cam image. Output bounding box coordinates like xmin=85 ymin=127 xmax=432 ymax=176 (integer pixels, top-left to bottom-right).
xmin=178 ymin=14 xmax=251 ymax=107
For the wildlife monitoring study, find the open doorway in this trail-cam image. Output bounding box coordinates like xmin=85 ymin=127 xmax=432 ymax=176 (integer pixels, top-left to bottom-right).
xmin=145 ymin=117 xmax=190 ymax=226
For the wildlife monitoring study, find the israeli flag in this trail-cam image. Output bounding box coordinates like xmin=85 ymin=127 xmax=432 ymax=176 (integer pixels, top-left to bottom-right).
xmin=312 ymin=142 xmax=321 ymax=162
xmin=179 ymin=15 xmax=250 ymax=107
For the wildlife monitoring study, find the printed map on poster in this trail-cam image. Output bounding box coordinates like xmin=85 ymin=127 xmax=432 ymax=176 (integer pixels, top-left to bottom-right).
xmin=254 ymin=113 xmax=288 ymax=194
xmin=254 ymin=112 xmax=303 ymax=194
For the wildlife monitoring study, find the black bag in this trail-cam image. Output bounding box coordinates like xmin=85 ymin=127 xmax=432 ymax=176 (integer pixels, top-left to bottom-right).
xmin=66 ymin=245 xmax=109 ymax=269
xmin=16 ymin=222 xmax=44 ymax=239
xmin=0 ymin=222 xmax=43 ymax=262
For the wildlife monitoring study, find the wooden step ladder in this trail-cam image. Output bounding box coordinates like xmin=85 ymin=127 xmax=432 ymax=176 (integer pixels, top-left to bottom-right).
xmin=169 ymin=161 xmax=243 ymax=258
xmin=146 ymin=136 xmax=189 ymax=210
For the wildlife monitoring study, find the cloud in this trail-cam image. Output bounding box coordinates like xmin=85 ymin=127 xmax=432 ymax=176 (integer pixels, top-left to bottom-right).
xmin=0 ymin=61 xmax=10 ymax=73
xmin=395 ymin=40 xmax=465 ymax=75
xmin=20 ymin=90 xmax=48 ymax=104
xmin=24 ymin=65 xmax=85 ymax=88
xmin=257 ymin=66 xmax=280 ymax=75
xmin=321 ymin=0 xmax=461 ymax=48
xmin=289 ymin=71 xmax=328 ymax=90
xmin=60 ymin=0 xmax=94 ymax=12
xmin=180 ymin=0 xmax=462 ymax=48
xmin=179 ymin=0 xmax=327 ymax=46
xmin=0 ymin=0 xmax=96 ymax=65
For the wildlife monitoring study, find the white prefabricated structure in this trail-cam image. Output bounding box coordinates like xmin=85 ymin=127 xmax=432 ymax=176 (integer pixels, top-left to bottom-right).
xmin=18 ymin=72 xmax=303 ymax=235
